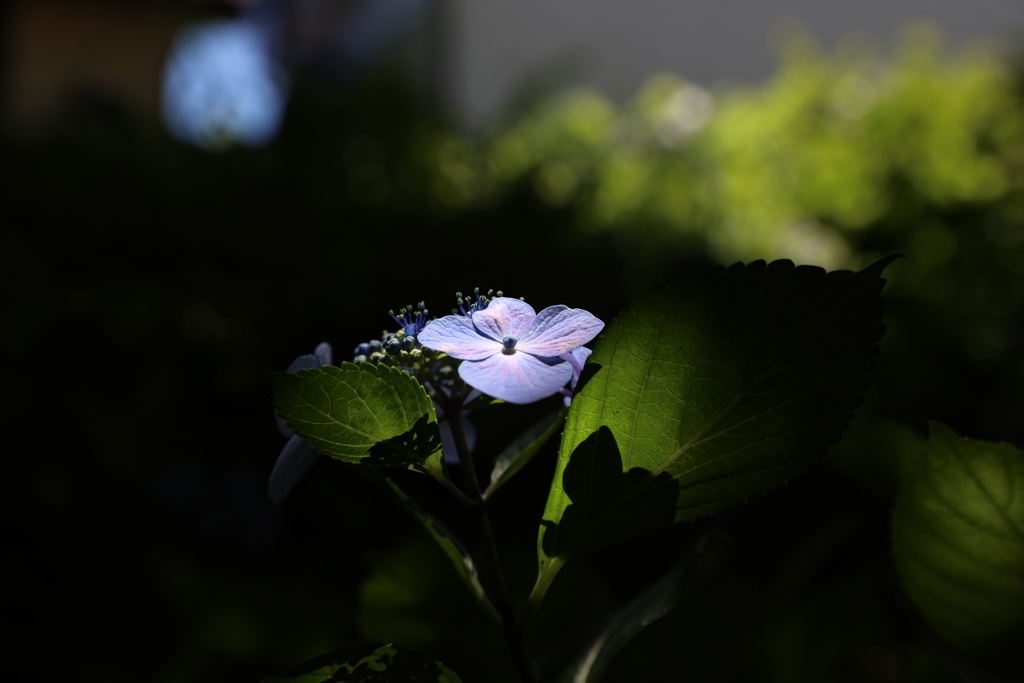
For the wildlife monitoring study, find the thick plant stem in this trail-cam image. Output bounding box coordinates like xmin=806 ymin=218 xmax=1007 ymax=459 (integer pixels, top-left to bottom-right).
xmin=449 ymin=410 xmax=538 ymax=683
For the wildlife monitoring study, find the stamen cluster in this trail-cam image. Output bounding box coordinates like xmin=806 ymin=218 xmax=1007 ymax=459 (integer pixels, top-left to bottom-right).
xmin=455 ymin=288 xmax=501 ymax=317
xmin=391 ymin=302 xmax=429 ymax=336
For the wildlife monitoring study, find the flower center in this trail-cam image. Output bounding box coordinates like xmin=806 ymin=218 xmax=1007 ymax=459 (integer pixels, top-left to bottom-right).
xmin=501 ymin=336 xmax=517 ymax=354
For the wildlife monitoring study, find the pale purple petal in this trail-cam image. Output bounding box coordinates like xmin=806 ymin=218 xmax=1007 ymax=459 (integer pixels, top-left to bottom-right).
xmin=439 ymin=415 xmax=477 ymax=465
xmin=268 ymin=435 xmax=319 ymax=505
xmin=278 ymin=347 xmax=330 ymax=436
xmin=517 ymin=306 xmax=604 ymax=357
xmin=471 ymin=297 xmax=536 ymax=342
xmin=418 ymin=315 xmax=501 ymax=360
xmin=285 ymin=353 xmax=319 ymax=374
xmin=459 ymin=351 xmax=573 ymax=404
xmin=464 ymin=417 xmax=478 ymax=453
xmin=562 ymin=346 xmax=593 ymax=378
xmin=439 ymin=420 xmax=457 ymax=464
xmin=276 ymin=408 xmax=293 ymax=437
xmin=561 ymin=346 xmax=593 ymax=407
xmin=314 ymin=341 xmax=333 ymax=366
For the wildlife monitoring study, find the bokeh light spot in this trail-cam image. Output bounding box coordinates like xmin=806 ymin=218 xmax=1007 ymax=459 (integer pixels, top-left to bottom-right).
xmin=162 ymin=19 xmax=289 ymax=149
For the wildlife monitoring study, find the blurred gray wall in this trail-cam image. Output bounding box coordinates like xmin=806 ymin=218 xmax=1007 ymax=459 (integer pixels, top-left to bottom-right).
xmin=452 ymin=0 xmax=1024 ymax=128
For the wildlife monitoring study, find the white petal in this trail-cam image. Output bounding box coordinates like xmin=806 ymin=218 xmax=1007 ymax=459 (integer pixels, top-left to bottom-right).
xmin=518 ymin=306 xmax=604 ymax=357
xmin=458 ymin=351 xmax=572 ymax=404
xmin=471 ymin=297 xmax=536 ymax=342
xmin=418 ymin=315 xmax=501 ymax=360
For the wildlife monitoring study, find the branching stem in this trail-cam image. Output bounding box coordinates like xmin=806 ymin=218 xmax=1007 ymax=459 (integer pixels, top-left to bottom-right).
xmin=449 ymin=409 xmax=538 ymax=683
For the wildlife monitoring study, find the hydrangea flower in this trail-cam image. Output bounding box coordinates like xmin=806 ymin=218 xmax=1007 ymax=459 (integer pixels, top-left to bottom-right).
xmin=417 ymin=297 xmax=603 ymax=404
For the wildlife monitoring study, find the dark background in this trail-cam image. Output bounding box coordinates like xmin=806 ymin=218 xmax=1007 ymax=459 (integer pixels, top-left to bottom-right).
xmin=3 ymin=1 xmax=1023 ymax=681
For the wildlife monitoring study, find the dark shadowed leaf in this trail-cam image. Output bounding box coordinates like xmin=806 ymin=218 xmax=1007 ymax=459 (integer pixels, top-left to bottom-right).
xmin=368 ymin=469 xmax=501 ymax=626
xmin=271 ymin=363 xmax=445 ymax=481
xmin=556 ymin=534 xmax=723 ymax=683
xmin=262 ymin=642 xmax=464 ymax=682
xmin=892 ymin=422 xmax=1024 ymax=667
xmin=823 ymin=411 xmax=926 ymax=497
xmin=539 ymin=256 xmax=898 ymax=571
xmin=485 ymin=406 xmax=566 ymax=500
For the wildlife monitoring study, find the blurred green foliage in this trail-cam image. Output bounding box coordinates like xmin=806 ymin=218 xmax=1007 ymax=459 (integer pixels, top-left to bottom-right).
xmin=437 ymin=27 xmax=1024 ymax=442
xmin=454 ymin=28 xmax=1024 ymax=269
xmin=891 ymin=423 xmax=1024 ymax=672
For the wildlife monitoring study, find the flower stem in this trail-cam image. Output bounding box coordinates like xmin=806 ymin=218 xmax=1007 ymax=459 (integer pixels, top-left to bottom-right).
xmin=450 ymin=408 xmax=482 ymax=500
xmin=449 ymin=409 xmax=538 ymax=683
xmin=438 ymin=476 xmax=479 ymax=507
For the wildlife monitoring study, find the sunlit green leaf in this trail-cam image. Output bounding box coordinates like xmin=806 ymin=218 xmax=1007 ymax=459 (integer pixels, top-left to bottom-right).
xmin=892 ymin=422 xmax=1024 ymax=665
xmin=539 ymin=256 xmax=897 ymax=571
xmin=262 ymin=642 xmax=464 ymax=682
xmin=271 ymin=364 xmax=444 ymax=480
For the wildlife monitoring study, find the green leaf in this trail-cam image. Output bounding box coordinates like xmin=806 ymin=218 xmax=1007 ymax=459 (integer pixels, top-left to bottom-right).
xmin=484 ymin=406 xmax=566 ymax=500
xmin=271 ymin=363 xmax=445 ymax=480
xmin=823 ymin=412 xmax=926 ymax=496
xmin=368 ymin=469 xmax=501 ymax=626
xmin=891 ymin=422 xmax=1024 ymax=666
xmin=262 ymin=642 xmax=464 ymax=682
xmin=539 ymin=256 xmax=897 ymax=571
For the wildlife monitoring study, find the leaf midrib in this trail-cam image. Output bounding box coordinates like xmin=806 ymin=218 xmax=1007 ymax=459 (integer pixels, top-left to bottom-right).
xmin=653 ymin=276 xmax=869 ymax=478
